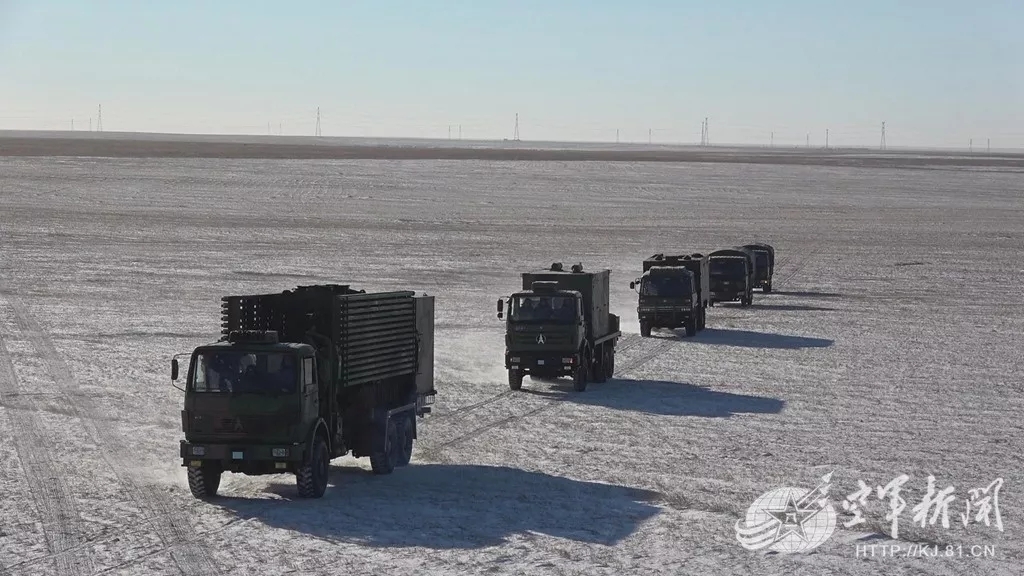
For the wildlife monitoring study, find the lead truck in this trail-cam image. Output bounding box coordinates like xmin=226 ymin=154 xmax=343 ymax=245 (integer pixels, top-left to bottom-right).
xmin=497 ymin=262 xmax=621 ymax=392
xmin=171 ymin=284 xmax=436 ymax=499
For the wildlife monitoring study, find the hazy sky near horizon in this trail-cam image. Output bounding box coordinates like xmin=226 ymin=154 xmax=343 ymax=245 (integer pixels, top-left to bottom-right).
xmin=1 ymin=0 xmax=1022 ymax=148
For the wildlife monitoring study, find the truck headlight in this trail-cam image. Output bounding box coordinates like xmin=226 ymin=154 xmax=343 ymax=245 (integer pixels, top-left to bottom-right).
xmin=510 ymin=357 xmax=520 ymax=363
xmin=191 ymin=446 xmax=205 ymax=456
xmin=272 ymin=448 xmax=289 ymax=458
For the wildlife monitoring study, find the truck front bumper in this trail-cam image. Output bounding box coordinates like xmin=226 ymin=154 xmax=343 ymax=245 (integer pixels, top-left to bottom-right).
xmin=505 ymin=352 xmax=578 ymax=376
xmin=638 ymin=307 xmax=692 ymax=327
xmin=710 ymin=290 xmax=744 ymax=302
xmin=180 ymin=440 xmax=305 ymax=473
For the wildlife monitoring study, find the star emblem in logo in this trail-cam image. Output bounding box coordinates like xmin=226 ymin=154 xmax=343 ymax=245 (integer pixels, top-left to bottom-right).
xmin=765 ymin=493 xmax=817 ymax=542
xmin=536 ymin=334 xmax=546 ymax=344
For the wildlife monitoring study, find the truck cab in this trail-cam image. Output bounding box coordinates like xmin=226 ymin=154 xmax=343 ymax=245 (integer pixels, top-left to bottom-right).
xmin=631 ymin=266 xmax=700 ymax=337
xmin=175 ymin=331 xmax=319 ymax=496
xmin=708 ymin=247 xmax=756 ymax=307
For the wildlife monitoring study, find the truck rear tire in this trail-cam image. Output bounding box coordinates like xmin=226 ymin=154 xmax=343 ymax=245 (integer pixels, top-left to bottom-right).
xmin=187 ymin=465 xmax=221 ymax=499
xmin=396 ymin=413 xmax=414 ymax=467
xmin=605 ymin=347 xmax=615 ymax=379
xmin=296 ymin=436 xmax=329 ymax=498
xmin=508 ymin=369 xmax=523 ymax=391
xmin=640 ymin=322 xmax=651 ymax=337
xmin=685 ymin=317 xmax=697 ymax=337
xmin=763 ymin=281 xmax=772 ymax=293
xmin=370 ymin=418 xmax=399 ymax=475
xmin=699 ymin=307 xmax=706 ymax=330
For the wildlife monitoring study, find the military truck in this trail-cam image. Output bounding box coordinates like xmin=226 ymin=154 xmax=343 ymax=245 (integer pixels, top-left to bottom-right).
xmin=708 ymin=247 xmax=756 ymax=306
xmin=497 ymin=262 xmax=621 ymax=392
xmin=170 ymin=284 xmax=436 ymax=500
xmin=742 ymin=243 xmax=776 ymax=293
xmin=630 ymin=253 xmax=710 ymax=337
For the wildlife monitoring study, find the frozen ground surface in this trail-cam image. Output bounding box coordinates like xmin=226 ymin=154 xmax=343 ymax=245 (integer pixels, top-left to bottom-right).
xmin=0 ymin=155 xmax=1022 ymax=575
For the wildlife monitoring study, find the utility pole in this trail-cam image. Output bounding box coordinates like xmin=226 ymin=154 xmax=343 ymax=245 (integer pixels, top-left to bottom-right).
xmin=987 ymin=138 xmax=990 ymax=153
xmin=89 ymin=118 xmax=92 ymax=131
xmin=616 ymin=129 xmax=619 ymax=144
xmin=315 ymin=107 xmax=321 ymax=136
xmin=513 ymin=113 xmax=520 ymax=141
xmin=970 ymin=138 xmax=973 ymax=153
xmin=96 ymin=104 xmax=103 ymax=132
xmin=880 ymin=121 xmax=886 ymax=150
xmin=448 ymin=125 xmax=451 ymax=140
xmin=806 ymin=133 xmax=809 ymax=147
xmin=825 ymin=128 xmax=829 ymax=149
xmin=770 ymin=131 xmax=774 ymax=148
xmin=649 ymin=128 xmax=652 ymax=145
xmin=459 ymin=125 xmax=462 ymax=140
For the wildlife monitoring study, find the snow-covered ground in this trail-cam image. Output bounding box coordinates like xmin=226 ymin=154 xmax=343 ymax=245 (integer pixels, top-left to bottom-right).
xmin=0 ymin=156 xmax=1022 ymax=575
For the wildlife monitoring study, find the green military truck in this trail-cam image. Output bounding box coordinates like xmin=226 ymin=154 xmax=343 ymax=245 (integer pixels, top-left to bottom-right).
xmin=497 ymin=262 xmax=621 ymax=392
xmin=742 ymin=243 xmax=776 ymax=293
xmin=171 ymin=284 xmax=436 ymax=500
xmin=708 ymin=247 xmax=756 ymax=306
xmin=631 ymin=253 xmax=710 ymax=337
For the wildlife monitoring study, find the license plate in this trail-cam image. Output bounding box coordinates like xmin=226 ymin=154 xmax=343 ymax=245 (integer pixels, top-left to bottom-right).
xmin=537 ymin=359 xmax=545 ymax=365
xmin=232 ymin=451 xmax=243 ymax=460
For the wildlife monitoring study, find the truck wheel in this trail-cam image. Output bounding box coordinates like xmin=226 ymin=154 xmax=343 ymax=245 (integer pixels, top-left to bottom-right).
xmin=685 ymin=317 xmax=697 ymax=337
xmin=764 ymin=281 xmax=772 ymax=293
xmin=699 ymin=308 xmax=707 ymax=330
xmin=370 ymin=418 xmax=399 ymax=475
xmin=296 ymin=436 xmax=329 ymax=498
xmin=605 ymin=347 xmax=615 ymax=379
xmin=508 ymin=369 xmax=523 ymax=391
xmin=592 ymin=345 xmax=607 ymax=384
xmin=640 ymin=323 xmax=651 ymax=337
xmin=396 ymin=413 xmax=414 ymax=467
xmin=573 ymin=353 xmax=589 ymax=392
xmin=187 ymin=465 xmax=221 ymax=499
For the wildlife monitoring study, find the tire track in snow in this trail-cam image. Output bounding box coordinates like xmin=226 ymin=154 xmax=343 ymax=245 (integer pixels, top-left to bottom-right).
xmin=422 ymin=334 xmax=675 ymax=454
xmin=0 ymin=324 xmax=94 ymax=576
xmin=3 ymin=295 xmax=222 ymax=576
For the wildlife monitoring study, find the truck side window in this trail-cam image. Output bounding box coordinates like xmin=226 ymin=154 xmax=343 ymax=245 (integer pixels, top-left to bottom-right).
xmin=303 ymin=357 xmax=314 ymax=388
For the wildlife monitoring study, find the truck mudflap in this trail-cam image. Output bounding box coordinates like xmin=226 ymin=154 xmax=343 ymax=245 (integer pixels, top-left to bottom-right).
xmin=180 ymin=440 xmax=305 ymax=467
xmin=593 ymin=330 xmax=622 ymax=346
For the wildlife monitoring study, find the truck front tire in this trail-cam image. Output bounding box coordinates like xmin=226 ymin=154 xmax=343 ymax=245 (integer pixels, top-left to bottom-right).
xmin=187 ymin=465 xmax=221 ymax=499
xmin=508 ymin=369 xmax=523 ymax=391
xmin=573 ymin=351 xmax=589 ymax=392
xmin=640 ymin=322 xmax=651 ymax=337
xmin=296 ymin=436 xmax=329 ymax=498
xmin=685 ymin=317 xmax=697 ymax=337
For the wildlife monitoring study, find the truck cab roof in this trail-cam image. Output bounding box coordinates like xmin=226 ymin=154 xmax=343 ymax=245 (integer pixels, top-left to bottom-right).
xmin=195 ymin=341 xmax=316 ymax=355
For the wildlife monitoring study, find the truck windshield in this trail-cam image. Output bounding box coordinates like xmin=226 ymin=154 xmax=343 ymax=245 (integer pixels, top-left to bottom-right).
xmin=510 ymin=295 xmax=577 ymax=323
xmin=710 ymin=258 xmax=747 ymax=278
xmin=641 ymin=275 xmax=691 ymax=297
xmin=191 ymin=351 xmax=298 ymax=395
xmin=754 ymin=252 xmax=769 ymax=271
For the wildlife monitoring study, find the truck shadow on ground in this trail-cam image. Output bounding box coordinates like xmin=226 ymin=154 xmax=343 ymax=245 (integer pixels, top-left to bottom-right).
xmin=749 ymin=303 xmax=837 ymax=312
xmin=522 ymin=379 xmax=785 ymax=417
xmin=212 ymin=463 xmax=663 ymax=549
xmin=651 ymin=328 xmax=833 ymax=349
xmin=768 ymin=290 xmax=843 ymax=298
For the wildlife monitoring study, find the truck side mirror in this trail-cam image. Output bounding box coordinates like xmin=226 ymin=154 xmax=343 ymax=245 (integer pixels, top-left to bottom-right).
xmin=629 ymin=281 xmax=636 ymax=290
xmin=497 ymin=299 xmax=504 ymax=319
xmin=171 ymin=358 xmax=179 ymax=381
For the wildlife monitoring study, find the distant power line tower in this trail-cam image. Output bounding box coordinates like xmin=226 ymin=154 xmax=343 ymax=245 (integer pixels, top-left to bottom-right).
xmin=96 ymin=105 xmax=103 ymax=132
xmin=513 ymin=113 xmax=520 ymax=141
xmin=700 ymin=117 xmax=709 ymax=146
xmin=987 ymin=138 xmax=990 ymax=153
xmin=616 ymin=129 xmax=619 ymax=144
xmin=825 ymin=128 xmax=829 ymax=149
xmin=315 ymin=107 xmax=321 ymax=137
xmin=770 ymin=131 xmax=774 ymax=148
xmin=880 ymin=121 xmax=886 ymax=150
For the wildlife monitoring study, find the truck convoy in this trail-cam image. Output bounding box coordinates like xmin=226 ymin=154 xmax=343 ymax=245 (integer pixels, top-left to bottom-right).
xmin=498 ymin=262 xmax=621 ymax=392
xmin=708 ymin=247 xmax=756 ymax=307
xmin=631 ymin=253 xmax=710 ymax=337
xmin=742 ymin=243 xmax=776 ymax=293
xmin=171 ymin=284 xmax=436 ymax=500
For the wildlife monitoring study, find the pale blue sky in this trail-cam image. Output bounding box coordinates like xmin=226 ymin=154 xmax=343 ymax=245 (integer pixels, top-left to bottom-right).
xmin=1 ymin=0 xmax=1022 ymax=148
